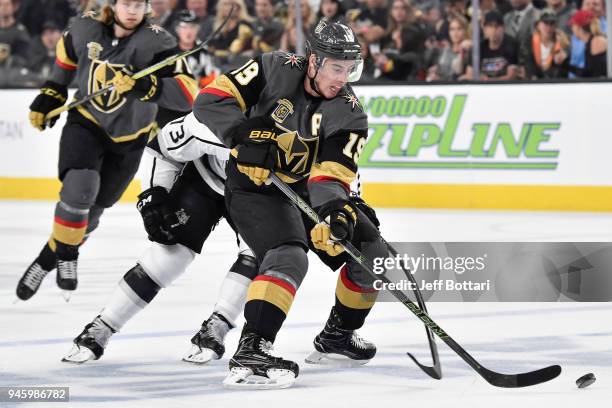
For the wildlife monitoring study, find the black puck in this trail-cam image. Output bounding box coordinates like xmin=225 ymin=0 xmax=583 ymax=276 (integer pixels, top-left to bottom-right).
xmin=576 ymin=373 xmax=596 ymax=388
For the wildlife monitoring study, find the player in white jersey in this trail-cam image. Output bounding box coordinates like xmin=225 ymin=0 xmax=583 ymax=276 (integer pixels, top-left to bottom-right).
xmin=63 ymin=112 xmax=257 ymax=364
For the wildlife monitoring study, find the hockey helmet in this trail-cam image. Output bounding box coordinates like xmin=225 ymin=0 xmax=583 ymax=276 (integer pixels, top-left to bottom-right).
xmin=306 ymin=19 xmax=363 ymax=83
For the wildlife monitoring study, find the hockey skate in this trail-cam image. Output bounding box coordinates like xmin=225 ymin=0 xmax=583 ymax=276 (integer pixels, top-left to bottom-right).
xmin=305 ymin=308 xmax=376 ymax=367
xmin=223 ymin=329 xmax=299 ymax=390
xmin=15 ymin=261 xmax=52 ymax=301
xmin=56 ymin=244 xmax=79 ymax=302
xmin=15 ymin=244 xmax=56 ymax=301
xmin=62 ymin=316 xmax=115 ymax=364
xmin=183 ymin=312 xmax=233 ymax=365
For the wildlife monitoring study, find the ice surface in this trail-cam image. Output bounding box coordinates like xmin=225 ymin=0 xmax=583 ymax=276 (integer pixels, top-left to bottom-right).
xmin=1 ymin=201 xmax=611 ymax=407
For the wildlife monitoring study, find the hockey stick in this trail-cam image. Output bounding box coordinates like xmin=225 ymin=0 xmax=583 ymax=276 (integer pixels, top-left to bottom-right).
xmin=45 ymin=6 xmax=235 ymax=124
xmin=268 ymin=172 xmax=561 ymax=388
xmin=385 ymin=241 xmax=442 ymax=380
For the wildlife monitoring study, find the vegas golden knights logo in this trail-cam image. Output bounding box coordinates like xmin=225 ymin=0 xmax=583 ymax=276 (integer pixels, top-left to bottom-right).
xmin=271 ymin=99 xmax=294 ymax=124
xmin=88 ymin=61 xmax=127 ymax=113
xmin=276 ymin=130 xmax=319 ymax=177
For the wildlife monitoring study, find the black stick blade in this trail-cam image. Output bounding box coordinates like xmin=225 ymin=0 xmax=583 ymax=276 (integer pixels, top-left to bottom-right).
xmin=406 ymin=352 xmax=442 ymax=380
xmin=482 ymin=365 xmax=562 ymax=388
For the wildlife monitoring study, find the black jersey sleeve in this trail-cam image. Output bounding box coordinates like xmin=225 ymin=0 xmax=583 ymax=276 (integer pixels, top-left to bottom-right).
xmin=48 ymin=31 xmax=78 ymax=86
xmin=192 ymin=54 xmax=270 ymax=147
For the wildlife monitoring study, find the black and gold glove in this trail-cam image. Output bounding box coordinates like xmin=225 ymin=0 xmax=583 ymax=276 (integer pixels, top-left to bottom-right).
xmin=112 ymin=66 xmax=163 ymax=102
xmin=29 ymin=81 xmax=67 ymax=131
xmin=231 ymin=116 xmax=278 ymax=186
xmin=311 ymin=200 xmax=358 ymax=256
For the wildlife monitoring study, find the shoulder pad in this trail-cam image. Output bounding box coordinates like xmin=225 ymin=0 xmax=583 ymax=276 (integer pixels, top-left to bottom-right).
xmin=322 ymin=87 xmax=367 ymax=135
xmin=143 ymin=23 xmax=177 ymax=50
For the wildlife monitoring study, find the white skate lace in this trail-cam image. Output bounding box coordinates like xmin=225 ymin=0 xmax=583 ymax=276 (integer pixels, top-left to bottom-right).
xmin=22 ymin=263 xmax=49 ymax=290
xmin=57 ymin=260 xmax=77 ymax=280
xmin=350 ymin=333 xmax=367 ymax=350
xmin=86 ymin=318 xmax=113 ymax=347
xmin=204 ymin=314 xmax=231 ymax=342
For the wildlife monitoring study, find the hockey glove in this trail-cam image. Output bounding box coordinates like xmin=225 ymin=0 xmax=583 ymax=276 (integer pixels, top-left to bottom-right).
xmin=350 ymin=194 xmax=380 ymax=228
xmin=233 ymin=124 xmax=278 ymax=186
xmin=29 ymin=81 xmax=68 ymax=131
xmin=112 ymin=66 xmax=162 ymax=102
xmin=311 ymin=200 xmax=358 ymax=256
xmin=136 ymin=186 xmax=181 ymax=245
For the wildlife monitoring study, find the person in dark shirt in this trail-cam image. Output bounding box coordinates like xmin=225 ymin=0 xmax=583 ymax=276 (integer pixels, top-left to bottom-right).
xmin=26 ymin=21 xmax=62 ymax=80
xmin=16 ymin=0 xmax=73 ymax=36
xmin=251 ymin=0 xmax=284 ymax=54
xmin=0 ymin=0 xmax=30 ymax=65
xmin=568 ymin=9 xmax=607 ymax=77
xmin=465 ymin=10 xmax=519 ymax=80
xmin=348 ymin=0 xmax=388 ymax=44
xmin=317 ymin=0 xmax=347 ymax=24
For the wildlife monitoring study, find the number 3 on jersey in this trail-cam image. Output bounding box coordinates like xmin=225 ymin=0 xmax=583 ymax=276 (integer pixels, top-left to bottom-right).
xmin=343 ymin=132 xmax=365 ymax=163
xmin=231 ymin=60 xmax=259 ymax=85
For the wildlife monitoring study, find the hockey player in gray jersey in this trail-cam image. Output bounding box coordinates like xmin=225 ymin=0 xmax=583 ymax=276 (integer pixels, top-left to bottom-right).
xmin=63 ymin=112 xmax=259 ymax=364
xmin=62 ymin=108 xmax=383 ymax=371
xmin=193 ymin=20 xmax=388 ymax=389
xmin=16 ymin=0 xmax=197 ymax=302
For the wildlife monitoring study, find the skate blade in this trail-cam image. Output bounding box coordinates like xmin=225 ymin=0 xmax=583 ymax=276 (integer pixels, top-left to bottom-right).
xmin=182 ymin=344 xmax=219 ymax=365
xmin=12 ymin=297 xmax=22 ymax=304
xmin=62 ymin=291 xmax=72 ymax=302
xmin=222 ymin=367 xmax=296 ymax=390
xmin=305 ymin=350 xmax=370 ymax=367
xmin=61 ymin=344 xmax=95 ymax=364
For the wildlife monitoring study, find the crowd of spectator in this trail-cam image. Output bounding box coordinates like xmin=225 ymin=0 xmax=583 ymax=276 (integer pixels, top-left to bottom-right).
xmin=0 ymin=0 xmax=609 ymax=87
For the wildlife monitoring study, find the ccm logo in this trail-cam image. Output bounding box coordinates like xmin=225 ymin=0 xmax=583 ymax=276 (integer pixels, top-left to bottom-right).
xmin=137 ymin=195 xmax=152 ymax=211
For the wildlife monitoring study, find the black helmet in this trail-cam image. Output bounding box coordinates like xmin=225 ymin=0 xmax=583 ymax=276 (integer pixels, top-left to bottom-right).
xmin=306 ymin=19 xmax=363 ymax=82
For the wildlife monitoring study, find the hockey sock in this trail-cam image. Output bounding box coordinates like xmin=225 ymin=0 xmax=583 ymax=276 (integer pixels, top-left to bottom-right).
xmin=244 ymin=275 xmax=296 ymax=342
xmin=52 ymin=201 xmax=89 ymax=250
xmin=334 ymin=265 xmax=378 ymax=330
xmin=213 ymin=253 xmax=258 ymax=325
xmin=100 ymin=265 xmax=161 ymax=331
xmin=35 ymin=240 xmax=58 ymax=271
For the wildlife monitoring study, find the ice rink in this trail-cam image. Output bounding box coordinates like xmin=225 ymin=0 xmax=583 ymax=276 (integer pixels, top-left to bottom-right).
xmin=1 ymin=201 xmax=611 ymax=408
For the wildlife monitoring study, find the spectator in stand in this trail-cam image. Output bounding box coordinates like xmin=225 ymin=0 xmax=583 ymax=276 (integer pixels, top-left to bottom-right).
xmin=175 ymin=10 xmax=217 ymax=86
xmin=464 ymin=10 xmax=519 ymax=80
xmin=567 ymin=9 xmax=607 ymax=77
xmin=348 ymin=0 xmax=389 ymax=44
xmin=372 ymin=0 xmax=428 ymax=80
xmin=504 ymin=0 xmax=540 ymax=46
xmin=208 ymin=0 xmax=253 ymax=68
xmin=582 ymin=0 xmax=607 ymax=32
xmin=546 ymin=0 xmax=575 ymax=33
xmin=520 ymin=10 xmax=569 ymax=78
xmin=569 ymin=0 xmax=606 ymax=78
xmin=16 ymin=0 xmax=72 ymax=36
xmin=317 ymin=0 xmax=347 ymax=24
xmin=280 ymin=0 xmax=315 ymax=53
xmin=438 ymin=0 xmax=470 ymax=42
xmin=187 ymin=0 xmax=215 ymax=40
xmin=150 ymin=0 xmax=180 ymax=32
xmin=26 ymin=21 xmax=61 ymax=81
xmin=427 ymin=13 xmax=471 ymax=80
xmin=0 ymin=0 xmax=29 ymax=65
xmin=251 ymin=0 xmax=284 ymax=54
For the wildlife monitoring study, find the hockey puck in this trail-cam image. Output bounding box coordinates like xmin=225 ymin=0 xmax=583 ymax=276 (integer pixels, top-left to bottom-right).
xmin=576 ymin=373 xmax=596 ymax=389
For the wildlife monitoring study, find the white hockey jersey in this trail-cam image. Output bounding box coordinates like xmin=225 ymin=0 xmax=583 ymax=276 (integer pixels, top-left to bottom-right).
xmin=140 ymin=112 xmax=230 ymax=195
